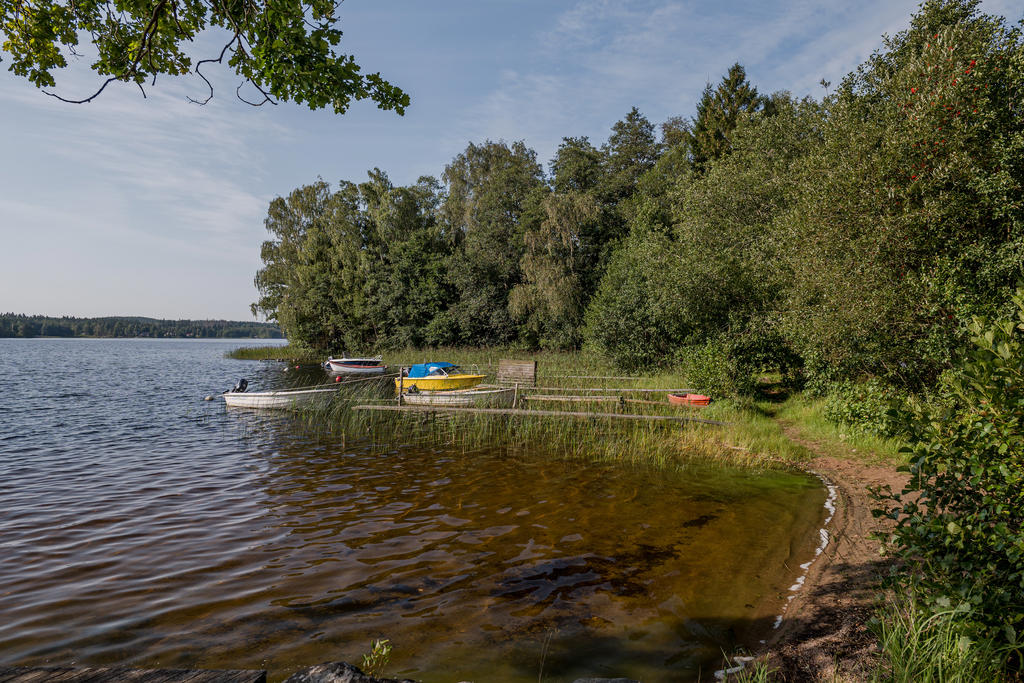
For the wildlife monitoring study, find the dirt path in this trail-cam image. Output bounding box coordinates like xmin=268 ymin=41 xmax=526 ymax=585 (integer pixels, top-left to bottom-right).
xmin=760 ymin=424 xmax=909 ymax=682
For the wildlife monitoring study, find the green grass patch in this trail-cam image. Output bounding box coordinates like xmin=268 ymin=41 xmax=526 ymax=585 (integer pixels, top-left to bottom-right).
xmin=770 ymin=394 xmax=904 ymax=465
xmin=870 ymin=592 xmax=1015 ymax=683
xmin=712 ymin=400 xmax=818 ymax=463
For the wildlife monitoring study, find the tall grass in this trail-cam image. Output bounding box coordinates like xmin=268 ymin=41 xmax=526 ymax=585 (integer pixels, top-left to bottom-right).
xmin=226 ymin=343 xmax=321 ymax=362
xmin=233 ymin=346 xmax=902 ymax=470
xmin=870 ymin=592 xmax=1015 ymax=683
xmin=284 ymin=374 xmax=813 ymax=475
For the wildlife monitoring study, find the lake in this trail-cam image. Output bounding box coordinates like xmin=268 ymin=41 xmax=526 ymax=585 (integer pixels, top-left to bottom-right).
xmin=0 ymin=338 xmax=827 ymax=682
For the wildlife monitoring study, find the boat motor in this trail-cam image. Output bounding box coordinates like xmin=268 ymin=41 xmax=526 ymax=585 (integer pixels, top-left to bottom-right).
xmin=232 ymin=378 xmax=248 ymax=393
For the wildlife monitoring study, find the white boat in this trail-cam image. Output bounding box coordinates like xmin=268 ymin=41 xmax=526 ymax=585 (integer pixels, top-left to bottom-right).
xmin=223 ymin=386 xmax=339 ymax=409
xmin=400 ymin=387 xmax=517 ymax=408
xmin=325 ymin=356 xmax=386 ymax=374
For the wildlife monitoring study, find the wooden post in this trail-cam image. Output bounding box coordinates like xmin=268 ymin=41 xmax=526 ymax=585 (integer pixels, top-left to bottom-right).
xmin=398 ymin=368 xmax=404 ymax=406
xmin=513 ymin=382 xmax=519 ymax=408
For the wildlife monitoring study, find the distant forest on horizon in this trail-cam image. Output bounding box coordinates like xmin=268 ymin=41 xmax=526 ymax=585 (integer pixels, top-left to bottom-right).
xmin=0 ymin=314 xmax=283 ymax=339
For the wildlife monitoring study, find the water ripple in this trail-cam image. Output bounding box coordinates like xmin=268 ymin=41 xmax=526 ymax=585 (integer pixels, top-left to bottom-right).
xmin=0 ymin=338 xmax=827 ymax=683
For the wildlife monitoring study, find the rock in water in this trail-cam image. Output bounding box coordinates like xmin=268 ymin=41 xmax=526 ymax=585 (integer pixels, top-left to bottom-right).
xmin=284 ymin=662 xmax=418 ymax=683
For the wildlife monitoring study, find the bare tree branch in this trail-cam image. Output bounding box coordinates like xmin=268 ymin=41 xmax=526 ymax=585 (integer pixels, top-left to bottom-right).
xmin=236 ymin=79 xmax=276 ymax=107
xmin=187 ymin=34 xmax=238 ymax=105
xmin=43 ymin=76 xmax=118 ymax=103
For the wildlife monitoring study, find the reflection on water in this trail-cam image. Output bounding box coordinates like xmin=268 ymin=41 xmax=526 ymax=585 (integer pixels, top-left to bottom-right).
xmin=0 ymin=339 xmax=825 ymax=682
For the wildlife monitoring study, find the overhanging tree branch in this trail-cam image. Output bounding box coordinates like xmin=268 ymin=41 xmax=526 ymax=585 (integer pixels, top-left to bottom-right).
xmin=42 ymin=0 xmax=169 ymax=103
xmin=3 ymin=0 xmax=409 ymax=114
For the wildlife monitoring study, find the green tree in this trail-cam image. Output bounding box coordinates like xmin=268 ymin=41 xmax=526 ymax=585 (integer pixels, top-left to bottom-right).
xmin=357 ymin=171 xmax=455 ymax=348
xmin=251 ymin=180 xmax=354 ymax=351
xmin=689 ymin=63 xmax=763 ymax=170
xmin=441 ymin=140 xmax=545 ymax=345
xmin=549 ymin=136 xmax=602 ymax=194
xmin=578 ymin=108 xmax=664 ymax=302
xmin=625 ymin=118 xmax=696 ymax=237
xmin=660 ymin=115 xmax=691 ymax=151
xmin=0 ymin=0 xmax=408 ymax=113
xmin=583 ymin=227 xmax=688 ymax=371
xmin=16 ymin=319 xmax=40 ymax=337
xmin=585 ymin=95 xmax=819 ymax=380
xmin=780 ymin=0 xmax=1024 ymax=389
xmin=510 ymin=189 xmax=599 ymax=349
xmin=599 ymin=107 xmax=661 ymax=206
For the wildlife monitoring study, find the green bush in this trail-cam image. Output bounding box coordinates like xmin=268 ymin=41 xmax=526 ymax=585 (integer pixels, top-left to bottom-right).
xmin=677 ymin=338 xmax=756 ymax=397
xmin=822 ymin=379 xmax=908 ymax=438
xmin=875 ymin=290 xmax=1024 ymax=662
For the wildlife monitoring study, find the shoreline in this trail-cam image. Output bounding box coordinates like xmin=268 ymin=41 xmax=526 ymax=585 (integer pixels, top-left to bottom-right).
xmin=757 ymin=426 xmax=909 ymax=681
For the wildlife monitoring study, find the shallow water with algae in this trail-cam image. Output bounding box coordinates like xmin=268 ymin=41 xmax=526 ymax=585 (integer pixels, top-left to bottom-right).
xmin=0 ymin=338 xmax=826 ymax=682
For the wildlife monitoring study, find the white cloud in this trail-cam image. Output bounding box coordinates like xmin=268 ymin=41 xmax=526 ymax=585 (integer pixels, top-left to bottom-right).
xmin=452 ymin=0 xmax=973 ymax=165
xmin=0 ymin=65 xmax=284 ymax=317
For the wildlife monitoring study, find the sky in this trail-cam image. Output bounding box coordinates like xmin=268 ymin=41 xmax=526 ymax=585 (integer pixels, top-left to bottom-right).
xmin=0 ymin=0 xmax=1019 ymax=321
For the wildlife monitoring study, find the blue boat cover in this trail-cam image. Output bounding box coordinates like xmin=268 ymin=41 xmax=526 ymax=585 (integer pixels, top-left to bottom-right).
xmin=407 ymin=362 xmax=457 ymax=378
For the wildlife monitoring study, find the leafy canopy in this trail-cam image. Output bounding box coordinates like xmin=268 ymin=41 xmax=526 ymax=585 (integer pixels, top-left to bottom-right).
xmin=0 ymin=0 xmax=409 ymax=112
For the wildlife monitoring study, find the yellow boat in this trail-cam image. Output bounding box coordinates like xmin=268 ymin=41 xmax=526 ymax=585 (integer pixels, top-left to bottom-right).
xmin=396 ymin=362 xmax=485 ymax=392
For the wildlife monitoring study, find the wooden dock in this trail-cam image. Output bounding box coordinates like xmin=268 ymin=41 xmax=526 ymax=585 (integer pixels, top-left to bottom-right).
xmin=352 ymin=404 xmax=725 ymax=425
xmin=526 ymin=386 xmax=695 ymax=394
xmin=0 ymin=667 xmax=266 ymax=682
xmin=524 ymin=394 xmax=622 ymax=403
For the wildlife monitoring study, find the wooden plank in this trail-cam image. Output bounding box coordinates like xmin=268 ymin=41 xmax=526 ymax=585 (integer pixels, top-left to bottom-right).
xmin=524 ymin=395 xmax=621 ymax=403
xmin=0 ymin=669 xmax=264 ymax=683
xmin=22 ymin=670 xmax=95 ymax=683
xmin=25 ymin=668 xmax=109 ymax=683
xmin=189 ymin=673 xmax=267 ymax=683
xmin=0 ymin=668 xmax=74 ymax=683
xmin=527 ymin=386 xmax=695 ymax=394
xmin=0 ymin=671 xmax=77 ymax=683
xmin=538 ymin=374 xmax=645 ymax=380
xmin=351 ymin=404 xmax=725 ymax=425
xmin=622 ymin=398 xmax=672 ymax=406
xmin=0 ymin=669 xmax=66 ymax=683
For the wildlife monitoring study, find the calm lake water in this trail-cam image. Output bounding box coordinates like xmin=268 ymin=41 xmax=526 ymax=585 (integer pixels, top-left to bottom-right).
xmin=0 ymin=338 xmax=826 ymax=682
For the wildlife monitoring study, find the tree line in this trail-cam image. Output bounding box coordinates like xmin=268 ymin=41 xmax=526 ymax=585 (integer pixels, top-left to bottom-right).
xmin=0 ymin=314 xmax=282 ymax=339
xmin=253 ymin=0 xmax=1023 ymax=402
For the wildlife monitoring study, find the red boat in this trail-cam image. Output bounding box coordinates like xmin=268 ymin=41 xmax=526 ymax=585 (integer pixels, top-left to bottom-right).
xmin=668 ymin=392 xmax=710 ymax=406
